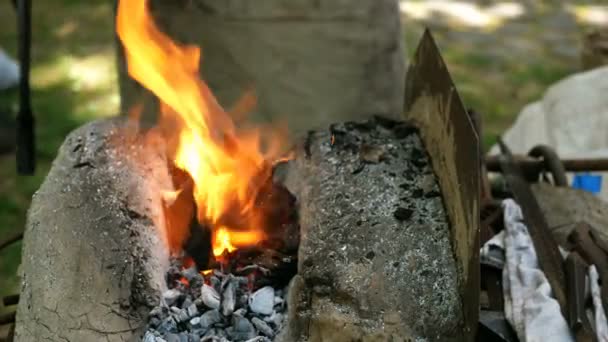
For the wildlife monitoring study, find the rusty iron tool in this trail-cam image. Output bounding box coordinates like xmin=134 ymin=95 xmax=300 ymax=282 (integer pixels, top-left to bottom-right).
xmin=569 ymin=222 xmax=608 ymax=315
xmin=565 ymin=252 xmax=596 ymax=342
xmin=486 ymin=156 xmax=608 ymax=174
xmin=404 ymin=29 xmax=480 ymax=339
xmin=497 ymin=138 xmax=568 ymax=315
xmin=527 ymin=145 xmax=568 ymax=186
xmin=589 ymin=229 xmax=608 ymax=256
xmin=2 ymin=294 xmax=19 ymax=307
xmin=478 ymin=310 xmax=518 ymax=342
xmin=16 ymin=0 xmax=35 ymax=174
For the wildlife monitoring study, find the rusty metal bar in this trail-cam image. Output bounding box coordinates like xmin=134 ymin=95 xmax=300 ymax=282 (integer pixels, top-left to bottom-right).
xmin=0 ymin=312 xmax=15 ymax=326
xmin=569 ymin=222 xmax=608 ymax=315
xmin=565 ymin=252 xmax=595 ymax=342
xmin=0 ymin=231 xmax=23 ymax=252
xmin=497 ymin=139 xmax=568 ymax=315
xmin=486 ymin=156 xmax=608 ymax=173
xmin=2 ymin=294 xmax=19 ymax=307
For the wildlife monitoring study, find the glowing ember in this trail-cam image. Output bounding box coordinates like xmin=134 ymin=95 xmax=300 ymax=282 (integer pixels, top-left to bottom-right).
xmin=116 ymin=0 xmax=289 ymax=257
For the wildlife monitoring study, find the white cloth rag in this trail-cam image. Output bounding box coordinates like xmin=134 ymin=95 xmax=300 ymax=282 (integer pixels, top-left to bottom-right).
xmin=590 ymin=266 xmax=608 ymax=341
xmin=499 ymin=199 xmax=573 ymax=342
xmin=482 ymin=199 xmax=608 ymax=341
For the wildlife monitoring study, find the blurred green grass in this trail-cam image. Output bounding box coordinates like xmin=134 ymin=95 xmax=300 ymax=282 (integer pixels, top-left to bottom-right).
xmin=0 ymin=0 xmax=117 ymax=307
xmin=0 ymin=0 xmax=600 ymax=314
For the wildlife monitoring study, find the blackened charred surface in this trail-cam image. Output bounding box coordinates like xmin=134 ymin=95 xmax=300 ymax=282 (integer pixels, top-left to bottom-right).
xmin=282 ymin=116 xmax=463 ymax=341
xmin=184 ymin=220 xmax=213 ymax=271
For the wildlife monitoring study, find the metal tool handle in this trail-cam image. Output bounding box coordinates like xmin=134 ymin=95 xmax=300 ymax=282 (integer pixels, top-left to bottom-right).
xmin=16 ymin=0 xmax=35 ymax=174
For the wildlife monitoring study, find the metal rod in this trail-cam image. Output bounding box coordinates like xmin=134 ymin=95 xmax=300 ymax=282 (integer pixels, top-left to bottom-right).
xmin=0 ymin=231 xmax=23 ymax=251
xmin=0 ymin=312 xmax=15 ymax=325
xmin=2 ymin=294 xmax=19 ymax=307
xmin=16 ymin=0 xmax=35 ymax=174
xmin=486 ymin=156 xmax=608 ymax=173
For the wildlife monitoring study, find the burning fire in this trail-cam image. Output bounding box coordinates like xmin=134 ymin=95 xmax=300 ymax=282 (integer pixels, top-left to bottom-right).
xmin=116 ymin=0 xmax=288 ymax=258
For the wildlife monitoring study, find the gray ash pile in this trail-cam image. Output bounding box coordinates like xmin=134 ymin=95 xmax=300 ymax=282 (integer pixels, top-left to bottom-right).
xmin=143 ymin=258 xmax=290 ymax=342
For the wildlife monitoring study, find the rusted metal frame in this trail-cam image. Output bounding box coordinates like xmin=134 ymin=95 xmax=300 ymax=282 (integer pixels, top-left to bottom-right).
xmin=478 ymin=310 xmax=518 ymax=342
xmin=568 ymin=222 xmax=608 ymax=315
xmin=2 ymin=294 xmax=19 ymax=307
xmin=404 ymin=29 xmax=480 ymax=340
xmin=527 ymin=145 xmax=568 ymax=187
xmin=481 ymin=264 xmax=504 ymax=312
xmin=0 ymin=231 xmax=23 ymax=252
xmin=0 ymin=311 xmax=15 ymax=326
xmin=486 ymin=156 xmax=608 ymax=173
xmin=480 ymin=199 xmax=503 ymax=246
xmin=497 ymin=139 xmax=568 ymax=316
xmin=565 ymin=252 xmax=596 ymax=342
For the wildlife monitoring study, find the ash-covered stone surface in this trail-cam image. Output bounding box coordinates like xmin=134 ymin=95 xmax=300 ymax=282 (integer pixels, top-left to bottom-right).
xmin=15 ymin=118 xmax=171 ymax=341
xmin=144 ymin=259 xmax=287 ymax=342
xmin=282 ymin=116 xmax=464 ymax=341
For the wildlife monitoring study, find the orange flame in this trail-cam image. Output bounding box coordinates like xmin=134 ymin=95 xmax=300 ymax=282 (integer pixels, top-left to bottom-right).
xmin=116 ymin=0 xmax=288 ymax=257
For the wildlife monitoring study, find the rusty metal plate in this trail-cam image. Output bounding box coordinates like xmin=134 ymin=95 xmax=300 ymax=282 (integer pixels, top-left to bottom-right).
xmin=403 ymin=29 xmax=480 ymax=340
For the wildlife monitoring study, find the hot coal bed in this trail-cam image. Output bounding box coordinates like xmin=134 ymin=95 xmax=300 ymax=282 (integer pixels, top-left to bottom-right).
xmin=141 ymin=115 xmax=449 ymax=342
xmin=144 ymin=164 xmax=300 ymax=341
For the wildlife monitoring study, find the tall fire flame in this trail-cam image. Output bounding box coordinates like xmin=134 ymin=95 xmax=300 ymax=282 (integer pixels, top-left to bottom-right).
xmin=116 ymin=0 xmax=288 ymax=258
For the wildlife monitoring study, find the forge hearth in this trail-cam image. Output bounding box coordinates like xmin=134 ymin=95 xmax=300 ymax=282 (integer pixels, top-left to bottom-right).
xmin=15 ymin=114 xmax=473 ymax=342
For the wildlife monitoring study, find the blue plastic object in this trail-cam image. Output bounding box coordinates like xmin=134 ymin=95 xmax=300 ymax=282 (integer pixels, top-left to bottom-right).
xmin=571 ymin=173 xmax=603 ymax=195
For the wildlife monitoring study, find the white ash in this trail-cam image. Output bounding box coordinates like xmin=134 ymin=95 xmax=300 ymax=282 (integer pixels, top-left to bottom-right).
xmin=143 ymin=262 xmax=286 ymax=342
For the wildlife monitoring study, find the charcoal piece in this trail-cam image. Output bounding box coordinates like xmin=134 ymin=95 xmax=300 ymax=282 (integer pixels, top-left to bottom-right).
xmin=175 ymin=309 xmax=190 ymax=323
xmin=236 ymin=294 xmax=249 ymax=309
xmin=200 ymin=309 xmax=222 ymax=329
xmin=201 ymin=284 xmax=220 ymax=310
xmin=165 ymin=333 xmax=180 ymax=342
xmin=233 ymin=308 xmax=247 ymax=317
xmin=228 ymin=316 xmax=256 ymax=341
xmin=248 ymin=286 xmax=275 ymax=315
xmin=264 ymin=312 xmax=284 ymax=328
xmin=181 ymin=266 xmax=199 ymax=281
xmin=244 ymin=338 xmax=271 ymax=342
xmin=143 ymin=331 xmax=156 ymax=342
xmin=210 ymin=276 xmax=221 ymax=292
xmin=163 ymin=289 xmax=182 ymax=307
xmin=149 ymin=317 xmax=161 ymax=328
xmin=181 ymin=296 xmax=193 ymax=310
xmin=359 ymin=144 xmax=386 ymax=163
xmin=235 ymin=276 xmax=249 ymax=286
xmin=200 ymin=333 xmax=222 ymax=342
xmin=251 ymin=317 xmax=274 ymax=337
xmin=221 ymin=277 xmax=237 ymax=316
xmin=186 ymin=303 xmax=198 ymax=318
xmin=274 ymin=296 xmax=284 ymax=307
xmin=393 ymin=207 xmax=413 ymax=221
xmin=150 ymin=306 xmax=163 ymax=318
xmin=158 ymin=317 xmax=178 ymax=334
xmin=189 ymin=317 xmax=201 ymax=327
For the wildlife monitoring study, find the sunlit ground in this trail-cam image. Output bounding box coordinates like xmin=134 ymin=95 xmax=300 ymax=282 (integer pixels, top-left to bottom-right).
xmin=401 ymin=0 xmax=608 ymax=146
xmin=0 ymin=0 xmax=606 ymax=315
